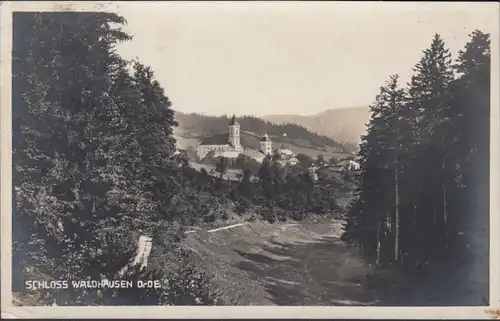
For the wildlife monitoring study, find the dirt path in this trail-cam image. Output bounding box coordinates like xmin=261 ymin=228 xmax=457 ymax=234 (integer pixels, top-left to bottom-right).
xmin=184 ymin=221 xmax=380 ymax=305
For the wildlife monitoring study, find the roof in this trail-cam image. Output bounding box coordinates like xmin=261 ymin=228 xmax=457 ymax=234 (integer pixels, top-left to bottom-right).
xmin=336 ymin=159 xmax=360 ymax=167
xmin=241 ymin=149 xmax=265 ymax=159
xmin=345 ymin=160 xmax=360 ymax=166
xmin=278 ymin=148 xmax=294 ymax=155
xmin=260 ymin=133 xmax=271 ymax=142
xmin=199 ymin=133 xmax=230 ymax=146
xmin=239 ymin=132 xmax=261 ymax=149
xmin=229 ymin=114 xmax=239 ymax=125
xmin=190 ymin=162 xmax=243 ymax=182
xmin=280 ymin=154 xmax=296 ymax=161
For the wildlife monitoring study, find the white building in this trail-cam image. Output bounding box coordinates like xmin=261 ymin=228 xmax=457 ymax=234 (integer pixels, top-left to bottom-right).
xmin=335 ymin=159 xmax=360 ymax=171
xmin=308 ymin=165 xmax=319 ymax=181
xmin=260 ymin=133 xmax=272 ymax=155
xmin=277 ymin=147 xmax=294 ymax=156
xmin=196 ymin=115 xmax=271 ymax=163
xmin=275 ymin=146 xmax=299 ymax=167
xmin=344 ymin=160 xmax=360 ymax=171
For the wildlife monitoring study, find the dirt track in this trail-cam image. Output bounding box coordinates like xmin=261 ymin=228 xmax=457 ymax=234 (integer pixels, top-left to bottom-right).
xmin=184 ymin=221 xmax=381 ymax=306
xmin=184 ymin=219 xmax=489 ymax=307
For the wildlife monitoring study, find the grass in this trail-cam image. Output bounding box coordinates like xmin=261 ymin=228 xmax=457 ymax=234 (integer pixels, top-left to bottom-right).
xmin=183 ymin=220 xmax=382 ymax=305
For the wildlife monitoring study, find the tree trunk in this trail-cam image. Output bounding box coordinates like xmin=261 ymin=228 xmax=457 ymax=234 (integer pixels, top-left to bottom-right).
xmin=441 ymin=134 xmax=448 ymax=225
xmin=433 ymin=207 xmax=437 ymax=231
xmin=441 ymin=134 xmax=448 ymax=252
xmin=376 ymin=222 xmax=381 ymax=266
xmin=394 ymin=154 xmax=400 ymax=262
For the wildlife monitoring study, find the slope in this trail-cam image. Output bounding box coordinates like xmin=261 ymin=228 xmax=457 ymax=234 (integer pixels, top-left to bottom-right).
xmin=264 ymin=106 xmax=371 ymax=146
xmin=173 ymin=111 xmax=352 ymax=159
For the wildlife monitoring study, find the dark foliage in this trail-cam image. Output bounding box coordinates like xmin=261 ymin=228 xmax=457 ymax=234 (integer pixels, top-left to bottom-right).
xmin=12 ymin=12 xmax=225 ymax=306
xmin=342 ymin=32 xmax=490 ymax=271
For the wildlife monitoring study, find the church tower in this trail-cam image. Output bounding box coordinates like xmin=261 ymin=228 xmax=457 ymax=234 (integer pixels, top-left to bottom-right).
xmin=228 ymin=114 xmax=242 ymax=150
xmin=260 ymin=133 xmax=272 ymax=155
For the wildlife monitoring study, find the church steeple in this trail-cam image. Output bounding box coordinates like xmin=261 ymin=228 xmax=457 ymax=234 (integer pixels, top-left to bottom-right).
xmin=228 ymin=114 xmax=241 ymax=150
xmin=229 ymin=114 xmax=239 ymax=126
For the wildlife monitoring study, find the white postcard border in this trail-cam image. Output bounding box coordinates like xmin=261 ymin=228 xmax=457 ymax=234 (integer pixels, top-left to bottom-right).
xmin=1 ymin=1 xmax=499 ymax=319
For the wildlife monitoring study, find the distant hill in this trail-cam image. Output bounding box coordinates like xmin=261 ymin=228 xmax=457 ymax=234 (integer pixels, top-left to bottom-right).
xmin=173 ymin=112 xmax=353 ymax=159
xmin=263 ymin=106 xmax=371 ymax=146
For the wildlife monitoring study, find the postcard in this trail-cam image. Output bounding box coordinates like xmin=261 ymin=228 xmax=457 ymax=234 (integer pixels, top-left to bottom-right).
xmin=1 ymin=1 xmax=499 ymax=319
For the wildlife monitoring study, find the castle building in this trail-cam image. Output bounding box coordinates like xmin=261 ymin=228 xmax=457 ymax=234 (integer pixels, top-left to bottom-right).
xmin=196 ymin=115 xmax=271 ymax=162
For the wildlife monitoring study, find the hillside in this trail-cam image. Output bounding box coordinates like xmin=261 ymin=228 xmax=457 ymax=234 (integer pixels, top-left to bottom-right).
xmin=263 ymin=106 xmax=371 ymax=146
xmin=183 ymin=221 xmax=380 ymax=306
xmin=173 ymin=111 xmax=353 ymax=159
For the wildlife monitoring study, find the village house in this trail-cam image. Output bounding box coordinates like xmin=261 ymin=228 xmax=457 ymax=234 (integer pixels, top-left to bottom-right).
xmin=276 ymin=147 xmax=299 ymax=166
xmin=333 ymin=159 xmax=360 ymax=172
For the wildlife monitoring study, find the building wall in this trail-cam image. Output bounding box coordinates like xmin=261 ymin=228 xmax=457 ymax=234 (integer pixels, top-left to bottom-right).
xmin=218 ymin=150 xmax=241 ymax=159
xmin=260 ymin=141 xmax=272 ymax=155
xmin=229 ymin=124 xmax=241 ymax=148
xmin=197 ymin=144 xmax=231 ymax=159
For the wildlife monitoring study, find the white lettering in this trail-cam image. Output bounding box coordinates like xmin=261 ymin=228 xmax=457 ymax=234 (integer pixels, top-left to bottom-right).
xmin=25 ymin=280 xmax=69 ymax=290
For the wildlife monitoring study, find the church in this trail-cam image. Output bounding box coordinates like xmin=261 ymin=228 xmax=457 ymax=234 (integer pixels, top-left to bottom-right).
xmin=196 ymin=115 xmax=272 ymax=163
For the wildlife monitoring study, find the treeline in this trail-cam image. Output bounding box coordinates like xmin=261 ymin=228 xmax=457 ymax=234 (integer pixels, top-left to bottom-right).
xmin=12 ymin=12 xmax=226 ymax=306
xmin=192 ymin=151 xmax=347 ymax=222
xmin=222 ymin=155 xmax=343 ymax=222
xmin=175 ymin=112 xmax=347 ymax=150
xmin=201 ymin=149 xmax=353 ymax=172
xmin=167 ymin=152 xmax=344 ymax=224
xmin=342 ymin=32 xmax=490 ymax=270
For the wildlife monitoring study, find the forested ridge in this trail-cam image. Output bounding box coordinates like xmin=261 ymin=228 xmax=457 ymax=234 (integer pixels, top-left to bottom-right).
xmin=174 ymin=111 xmax=351 ymax=152
xmin=11 ymin=12 xmax=342 ymax=306
xmin=342 ymin=32 xmax=490 ymax=275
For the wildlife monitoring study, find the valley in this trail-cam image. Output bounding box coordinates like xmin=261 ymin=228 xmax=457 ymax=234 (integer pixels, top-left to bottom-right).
xmin=183 ymin=220 xmax=379 ymax=306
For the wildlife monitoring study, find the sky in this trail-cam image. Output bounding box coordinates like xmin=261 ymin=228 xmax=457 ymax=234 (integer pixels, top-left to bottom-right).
xmin=114 ymin=2 xmax=498 ymax=117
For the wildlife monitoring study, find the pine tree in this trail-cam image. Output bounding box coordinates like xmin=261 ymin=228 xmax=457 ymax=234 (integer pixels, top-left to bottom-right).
xmin=406 ymin=33 xmax=455 ymax=263
xmin=448 ymin=30 xmax=490 ymax=260
xmin=343 ymin=75 xmax=405 ymax=265
xmin=215 ymin=156 xmax=229 ymax=180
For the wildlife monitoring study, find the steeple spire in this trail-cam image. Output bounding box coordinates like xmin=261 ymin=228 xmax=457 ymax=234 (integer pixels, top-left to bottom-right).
xmin=260 ymin=133 xmax=271 ymax=142
xmin=229 ymin=114 xmax=238 ymax=125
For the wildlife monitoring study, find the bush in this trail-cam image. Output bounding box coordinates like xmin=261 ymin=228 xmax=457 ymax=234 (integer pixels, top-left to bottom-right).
xmin=235 ymin=199 xmax=251 ymax=214
xmin=266 ymin=215 xmax=277 ymax=224
xmin=203 ymin=213 xmax=216 ymax=223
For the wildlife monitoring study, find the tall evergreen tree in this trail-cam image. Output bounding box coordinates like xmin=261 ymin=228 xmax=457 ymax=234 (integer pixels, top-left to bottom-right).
xmin=448 ymin=30 xmax=490 ymax=261
xmin=343 ymin=30 xmax=490 ymax=277
xmin=343 ymin=75 xmax=405 ymax=265
xmin=407 ymin=33 xmax=455 ymax=263
xmin=12 ymin=12 xmax=223 ymax=306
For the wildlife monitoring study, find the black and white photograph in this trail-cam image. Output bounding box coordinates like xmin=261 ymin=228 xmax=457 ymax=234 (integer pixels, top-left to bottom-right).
xmin=1 ymin=1 xmax=499 ymax=319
